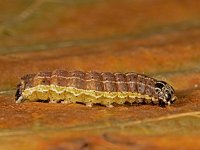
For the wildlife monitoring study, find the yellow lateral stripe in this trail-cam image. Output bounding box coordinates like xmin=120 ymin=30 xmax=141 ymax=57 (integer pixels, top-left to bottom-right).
xmin=23 ymin=85 xmax=155 ymax=101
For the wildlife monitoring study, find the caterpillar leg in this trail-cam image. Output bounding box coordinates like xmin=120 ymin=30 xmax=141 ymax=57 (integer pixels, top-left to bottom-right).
xmin=61 ymin=100 xmax=71 ymax=104
xmin=49 ymin=100 xmax=59 ymax=103
xmin=86 ymin=102 xmax=93 ymax=107
xmin=106 ymin=104 xmax=114 ymax=108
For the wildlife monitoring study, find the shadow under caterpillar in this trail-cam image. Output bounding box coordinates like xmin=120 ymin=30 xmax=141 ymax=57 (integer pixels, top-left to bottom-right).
xmin=15 ymin=70 xmax=176 ymax=107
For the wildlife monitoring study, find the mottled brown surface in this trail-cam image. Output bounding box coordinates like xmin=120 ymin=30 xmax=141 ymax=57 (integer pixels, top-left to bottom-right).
xmin=19 ymin=70 xmax=157 ymax=94
xmin=0 ymin=0 xmax=200 ymax=149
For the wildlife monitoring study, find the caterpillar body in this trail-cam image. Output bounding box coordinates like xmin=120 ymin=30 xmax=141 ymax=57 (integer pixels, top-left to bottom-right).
xmin=15 ymin=70 xmax=176 ymax=107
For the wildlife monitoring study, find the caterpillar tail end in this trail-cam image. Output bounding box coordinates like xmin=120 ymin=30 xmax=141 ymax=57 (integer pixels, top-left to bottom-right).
xmin=16 ymin=96 xmax=24 ymax=103
xmin=15 ymin=83 xmax=23 ymax=103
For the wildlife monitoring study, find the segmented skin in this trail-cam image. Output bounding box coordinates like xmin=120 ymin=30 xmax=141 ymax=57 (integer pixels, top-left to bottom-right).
xmin=16 ymin=70 xmax=162 ymax=106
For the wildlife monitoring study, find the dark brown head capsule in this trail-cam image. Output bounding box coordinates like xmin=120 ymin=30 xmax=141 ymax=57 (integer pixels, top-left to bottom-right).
xmin=155 ymin=81 xmax=176 ymax=107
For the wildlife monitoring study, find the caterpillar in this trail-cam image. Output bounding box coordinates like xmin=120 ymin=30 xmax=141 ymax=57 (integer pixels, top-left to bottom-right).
xmin=15 ymin=70 xmax=176 ymax=107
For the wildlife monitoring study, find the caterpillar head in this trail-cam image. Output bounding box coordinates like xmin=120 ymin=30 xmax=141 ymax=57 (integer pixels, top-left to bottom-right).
xmin=155 ymin=81 xmax=176 ymax=107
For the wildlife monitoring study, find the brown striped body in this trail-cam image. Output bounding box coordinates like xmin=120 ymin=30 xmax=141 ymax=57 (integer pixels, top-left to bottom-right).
xmin=16 ymin=70 xmax=176 ymax=107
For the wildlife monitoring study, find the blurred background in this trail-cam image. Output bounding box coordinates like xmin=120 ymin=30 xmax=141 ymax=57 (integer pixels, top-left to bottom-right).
xmin=0 ymin=0 xmax=199 ymax=90
xmin=0 ymin=0 xmax=200 ymax=149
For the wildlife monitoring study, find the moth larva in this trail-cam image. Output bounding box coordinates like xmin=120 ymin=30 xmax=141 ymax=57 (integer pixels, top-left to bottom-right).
xmin=15 ymin=70 xmax=176 ymax=107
